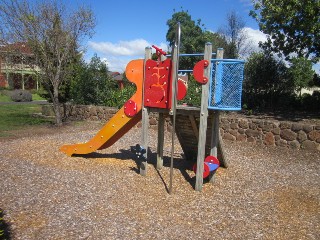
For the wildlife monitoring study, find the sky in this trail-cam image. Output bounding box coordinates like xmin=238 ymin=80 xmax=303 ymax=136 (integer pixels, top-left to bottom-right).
xmin=67 ymin=0 xmax=268 ymax=72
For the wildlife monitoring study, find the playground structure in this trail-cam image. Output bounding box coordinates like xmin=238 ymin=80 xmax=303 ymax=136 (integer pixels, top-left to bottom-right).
xmin=60 ymin=24 xmax=245 ymax=192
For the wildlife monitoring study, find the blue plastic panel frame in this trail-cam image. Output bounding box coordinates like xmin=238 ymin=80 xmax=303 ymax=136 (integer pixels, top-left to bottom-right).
xmin=208 ymin=59 xmax=245 ymax=111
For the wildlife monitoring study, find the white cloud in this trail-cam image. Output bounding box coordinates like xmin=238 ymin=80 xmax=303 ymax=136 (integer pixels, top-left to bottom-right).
xmin=87 ymin=29 xmax=266 ymax=72
xmin=101 ymin=56 xmax=132 ymax=73
xmin=243 ymin=27 xmax=267 ymax=49
xmin=237 ymin=27 xmax=267 ymax=58
xmin=89 ymin=39 xmax=151 ymax=56
xmin=88 ymin=39 xmax=168 ymax=72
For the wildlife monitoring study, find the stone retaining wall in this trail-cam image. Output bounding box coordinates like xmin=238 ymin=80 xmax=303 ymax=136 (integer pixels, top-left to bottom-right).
xmin=220 ymin=117 xmax=320 ymax=151
xmin=42 ymin=104 xmax=320 ymax=151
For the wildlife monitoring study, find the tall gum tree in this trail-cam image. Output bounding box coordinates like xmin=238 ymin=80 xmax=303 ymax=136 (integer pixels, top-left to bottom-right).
xmin=218 ymin=10 xmax=254 ymax=59
xmin=0 ymin=0 xmax=96 ymax=126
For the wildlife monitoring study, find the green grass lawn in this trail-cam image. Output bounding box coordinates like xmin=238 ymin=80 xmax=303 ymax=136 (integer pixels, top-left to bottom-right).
xmin=0 ymin=104 xmax=53 ymax=137
xmin=32 ymin=93 xmax=46 ymax=101
xmin=0 ymin=92 xmax=11 ymax=102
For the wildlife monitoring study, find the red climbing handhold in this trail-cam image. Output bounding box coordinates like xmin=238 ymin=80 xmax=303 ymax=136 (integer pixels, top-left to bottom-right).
xmin=124 ymin=100 xmax=137 ymax=117
xmin=177 ymin=78 xmax=188 ymax=101
xmin=192 ymin=155 xmax=220 ymax=178
xmin=193 ymin=60 xmax=209 ymax=84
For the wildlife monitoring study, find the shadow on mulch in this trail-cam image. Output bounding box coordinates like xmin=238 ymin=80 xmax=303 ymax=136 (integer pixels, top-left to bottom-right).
xmin=73 ymin=149 xmax=134 ymax=161
xmin=0 ymin=208 xmax=12 ymax=240
xmin=73 ymin=147 xmax=197 ymax=193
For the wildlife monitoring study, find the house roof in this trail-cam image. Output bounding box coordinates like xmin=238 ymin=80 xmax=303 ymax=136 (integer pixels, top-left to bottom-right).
xmin=113 ymin=74 xmax=123 ymax=81
xmin=108 ymin=71 xmax=124 ymax=81
xmin=0 ymin=42 xmax=33 ymax=55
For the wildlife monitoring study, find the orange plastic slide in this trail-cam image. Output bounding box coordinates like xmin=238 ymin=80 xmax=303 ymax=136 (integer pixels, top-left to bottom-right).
xmin=60 ymin=59 xmax=144 ymax=156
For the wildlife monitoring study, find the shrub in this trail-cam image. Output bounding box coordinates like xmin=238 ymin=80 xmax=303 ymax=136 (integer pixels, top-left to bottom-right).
xmin=10 ymin=90 xmax=32 ymax=102
xmin=70 ymin=55 xmax=112 ymax=105
xmin=0 ymin=208 xmax=11 ymax=239
xmin=300 ymin=91 xmax=320 ymax=111
xmin=29 ymin=88 xmax=46 ymax=95
xmin=0 ymin=90 xmax=11 ymax=97
xmin=243 ymin=52 xmax=294 ymax=111
xmin=104 ymin=83 xmax=136 ymax=108
xmin=179 ymin=75 xmax=201 ymax=107
xmin=0 ymin=209 xmax=3 ymax=238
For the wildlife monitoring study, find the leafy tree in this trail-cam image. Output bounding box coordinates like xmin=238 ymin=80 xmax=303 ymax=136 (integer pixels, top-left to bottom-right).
xmin=250 ymin=0 xmax=320 ymax=62
xmin=104 ymin=70 xmax=136 ymax=108
xmin=104 ymin=82 xmax=136 ymax=108
xmin=166 ymin=10 xmax=235 ymax=106
xmin=202 ymin=31 xmax=230 ymax=58
xmin=167 ymin=10 xmax=250 ymax=61
xmin=70 ymin=54 xmax=112 ymax=105
xmin=243 ymin=52 xmax=293 ymax=110
xmin=166 ymin=10 xmax=206 ymax=71
xmin=288 ymin=57 xmax=315 ymax=96
xmin=167 ymin=11 xmax=227 ymax=63
xmin=0 ymin=0 xmax=96 ymax=126
xmin=70 ymin=54 xmax=136 ymax=108
xmin=70 ymin=59 xmax=92 ymax=105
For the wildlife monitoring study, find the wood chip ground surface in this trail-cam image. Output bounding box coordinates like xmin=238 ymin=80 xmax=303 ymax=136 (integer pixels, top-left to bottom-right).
xmin=0 ymin=121 xmax=319 ymax=239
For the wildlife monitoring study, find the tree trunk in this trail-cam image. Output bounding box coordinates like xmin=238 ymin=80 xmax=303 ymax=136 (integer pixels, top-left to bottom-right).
xmin=52 ymin=85 xmax=62 ymax=126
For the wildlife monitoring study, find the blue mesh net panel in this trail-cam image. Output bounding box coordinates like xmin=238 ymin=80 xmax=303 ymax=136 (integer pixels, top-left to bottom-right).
xmin=209 ymin=60 xmax=244 ymax=111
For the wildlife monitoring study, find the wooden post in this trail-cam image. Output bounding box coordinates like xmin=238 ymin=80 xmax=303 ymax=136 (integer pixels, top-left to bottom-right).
xmin=210 ymin=111 xmax=220 ymax=157
xmin=6 ymin=71 xmax=10 ymax=88
xmin=169 ymin=23 xmax=181 ymax=194
xmin=36 ymin=74 xmax=39 ymax=90
xmin=218 ymin=133 xmax=228 ymax=168
xmin=21 ymin=57 xmax=25 ymax=90
xmin=156 ymin=53 xmax=167 ymax=170
xmin=195 ymin=42 xmax=212 ymax=191
xmin=140 ymin=47 xmax=152 ymax=176
xmin=22 ymin=73 xmax=25 ymax=90
xmin=156 ymin=112 xmax=164 ymax=170
xmin=209 ymin=48 xmax=224 ymax=183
